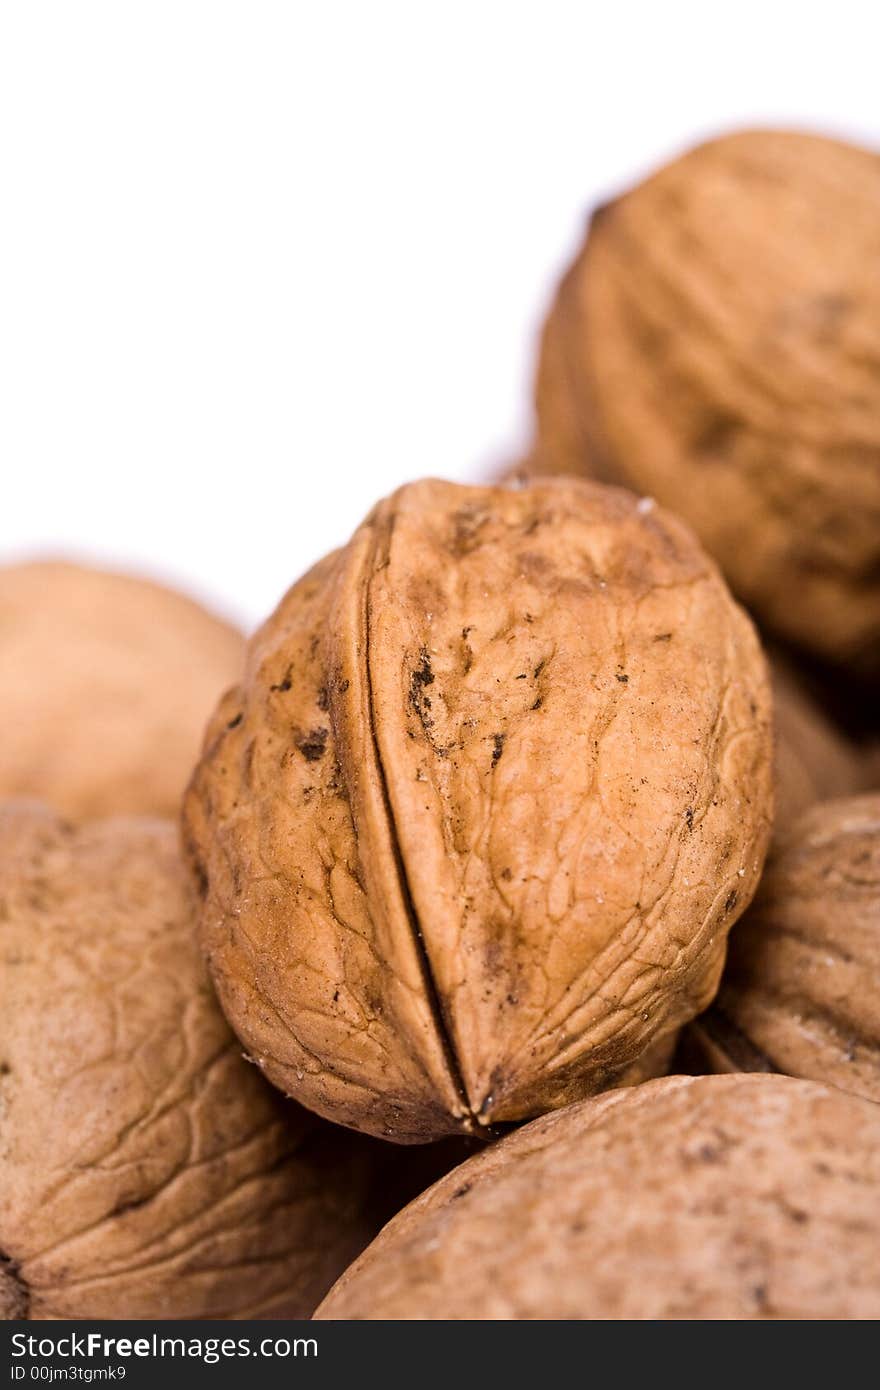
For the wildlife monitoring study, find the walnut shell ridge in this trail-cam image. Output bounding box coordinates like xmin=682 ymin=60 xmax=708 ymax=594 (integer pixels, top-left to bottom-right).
xmin=0 ymin=805 xmax=382 ymax=1320
xmin=0 ymin=561 xmax=244 ymax=819
xmin=687 ymin=794 xmax=880 ymax=1104
xmin=184 ymin=477 xmax=773 ymax=1142
xmin=316 ymin=1074 xmax=880 ymax=1320
xmin=532 ymin=129 xmax=880 ymax=673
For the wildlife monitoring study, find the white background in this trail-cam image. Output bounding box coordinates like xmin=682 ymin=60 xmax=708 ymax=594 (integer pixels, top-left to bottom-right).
xmin=2 ymin=2 xmax=878 ymax=630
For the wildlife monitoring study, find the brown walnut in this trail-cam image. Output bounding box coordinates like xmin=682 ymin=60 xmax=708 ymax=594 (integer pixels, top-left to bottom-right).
xmin=0 ymin=805 xmax=384 ymax=1320
xmin=531 ymin=129 xmax=880 ymax=673
xmin=0 ymin=561 xmax=244 ymax=819
xmin=771 ymin=656 xmax=867 ymax=840
xmin=316 ymin=1074 xmax=880 ymax=1320
xmin=686 ymin=794 xmax=880 ymax=1104
xmin=184 ymin=477 xmax=773 ymax=1142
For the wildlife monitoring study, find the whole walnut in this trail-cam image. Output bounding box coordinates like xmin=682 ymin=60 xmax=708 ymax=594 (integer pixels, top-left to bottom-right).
xmin=685 ymin=794 xmax=880 ymax=1104
xmin=0 ymin=561 xmax=244 ymax=819
xmin=771 ymin=656 xmax=867 ymax=840
xmin=316 ymin=1074 xmax=880 ymax=1320
xmin=531 ymin=130 xmax=880 ymax=674
xmin=184 ymin=477 xmax=773 ymax=1142
xmin=0 ymin=805 xmax=384 ymax=1320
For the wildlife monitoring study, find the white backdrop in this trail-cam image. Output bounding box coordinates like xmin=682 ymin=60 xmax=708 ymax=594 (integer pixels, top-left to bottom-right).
xmin=2 ymin=2 xmax=878 ymax=629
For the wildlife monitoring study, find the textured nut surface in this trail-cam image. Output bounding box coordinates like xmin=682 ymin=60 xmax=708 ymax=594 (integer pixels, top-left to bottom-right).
xmin=688 ymin=795 xmax=880 ymax=1103
xmin=316 ymin=1073 xmax=880 ymax=1320
xmin=0 ymin=805 xmax=382 ymax=1320
xmin=0 ymin=561 xmax=244 ymax=818
xmin=184 ymin=477 xmax=773 ymax=1142
xmin=532 ymin=129 xmax=880 ymax=671
xmin=771 ymin=658 xmax=866 ymax=839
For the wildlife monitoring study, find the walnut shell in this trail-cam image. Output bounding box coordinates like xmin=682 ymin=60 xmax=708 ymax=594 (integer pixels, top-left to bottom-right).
xmin=184 ymin=477 xmax=773 ymax=1142
xmin=771 ymin=656 xmax=867 ymax=840
xmin=0 ymin=805 xmax=384 ymax=1320
xmin=316 ymin=1073 xmax=880 ymax=1320
xmin=0 ymin=561 xmax=244 ymax=819
xmin=686 ymin=794 xmax=880 ymax=1104
xmin=532 ymin=129 xmax=880 ymax=673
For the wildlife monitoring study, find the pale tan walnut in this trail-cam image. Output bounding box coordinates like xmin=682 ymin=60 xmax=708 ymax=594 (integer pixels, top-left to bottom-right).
xmin=771 ymin=657 xmax=867 ymax=840
xmin=531 ymin=129 xmax=880 ymax=673
xmin=0 ymin=561 xmax=244 ymax=819
xmin=686 ymin=794 xmax=880 ymax=1104
xmin=316 ymin=1074 xmax=880 ymax=1320
xmin=0 ymin=805 xmax=385 ymax=1320
xmin=184 ymin=477 xmax=773 ymax=1143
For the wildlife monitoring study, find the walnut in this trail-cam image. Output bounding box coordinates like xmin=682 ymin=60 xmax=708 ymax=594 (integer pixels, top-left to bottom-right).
xmin=0 ymin=561 xmax=244 ymax=818
xmin=531 ymin=129 xmax=880 ymax=674
xmin=316 ymin=1074 xmax=880 ymax=1319
xmin=0 ymin=805 xmax=386 ymax=1319
xmin=771 ymin=655 xmax=867 ymax=840
xmin=685 ymin=794 xmax=880 ymax=1104
xmin=185 ymin=477 xmax=772 ymax=1142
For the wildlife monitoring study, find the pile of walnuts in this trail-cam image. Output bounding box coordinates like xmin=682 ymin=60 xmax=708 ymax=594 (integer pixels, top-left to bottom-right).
xmin=2 ymin=127 xmax=879 ymax=1323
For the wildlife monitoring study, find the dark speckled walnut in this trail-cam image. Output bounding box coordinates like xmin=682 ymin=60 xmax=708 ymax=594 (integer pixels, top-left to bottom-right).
xmin=0 ymin=804 xmax=385 ymax=1320
xmin=184 ymin=478 xmax=773 ymax=1143
xmin=316 ymin=1074 xmax=880 ymax=1320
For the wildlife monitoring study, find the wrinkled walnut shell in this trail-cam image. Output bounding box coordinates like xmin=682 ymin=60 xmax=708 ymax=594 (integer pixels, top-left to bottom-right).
xmin=532 ymin=129 xmax=880 ymax=673
xmin=686 ymin=794 xmax=880 ymax=1104
xmin=0 ymin=561 xmax=244 ymax=819
xmin=184 ymin=477 xmax=772 ymax=1142
xmin=316 ymin=1073 xmax=880 ymax=1320
xmin=0 ymin=805 xmax=383 ymax=1320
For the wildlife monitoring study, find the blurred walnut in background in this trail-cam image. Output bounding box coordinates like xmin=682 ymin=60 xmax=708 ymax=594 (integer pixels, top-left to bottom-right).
xmin=685 ymin=794 xmax=880 ymax=1104
xmin=531 ymin=129 xmax=880 ymax=675
xmin=0 ymin=562 xmax=244 ymax=819
xmin=770 ymin=655 xmax=869 ymax=840
xmin=0 ymin=805 xmax=389 ymax=1320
